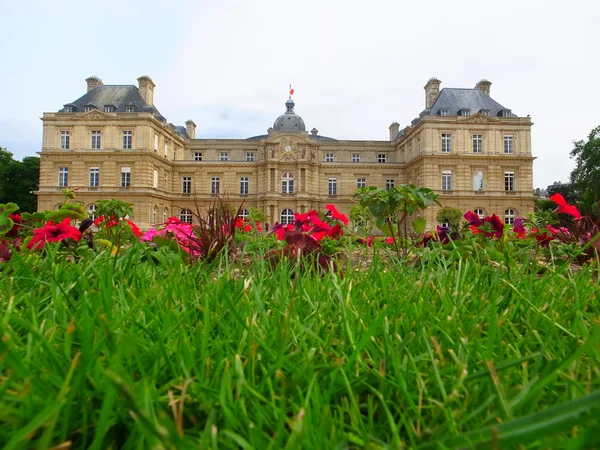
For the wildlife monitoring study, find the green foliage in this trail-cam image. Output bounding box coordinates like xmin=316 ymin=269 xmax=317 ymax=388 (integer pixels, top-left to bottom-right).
xmin=535 ymin=198 xmax=557 ymax=212
xmin=46 ymin=203 xmax=87 ymax=222
xmin=248 ymin=206 xmax=266 ymax=224
xmin=0 ymin=202 xmax=19 ymax=236
xmin=349 ymin=204 xmax=374 ymax=235
xmin=0 ymin=147 xmax=40 ymax=213
xmin=570 ymin=125 xmax=600 ymax=217
xmin=96 ymin=198 xmax=134 ymax=220
xmin=435 ymin=206 xmax=463 ymax=231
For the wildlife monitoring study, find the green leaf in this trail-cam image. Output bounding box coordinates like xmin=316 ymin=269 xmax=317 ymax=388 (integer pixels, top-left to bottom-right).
xmin=0 ymin=202 xmax=19 ymax=236
xmin=412 ymin=217 xmax=426 ymax=234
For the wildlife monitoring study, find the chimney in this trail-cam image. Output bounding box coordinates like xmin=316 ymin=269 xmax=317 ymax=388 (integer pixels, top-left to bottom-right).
xmin=389 ymin=122 xmax=400 ymax=141
xmin=86 ymin=76 xmax=103 ymax=92
xmin=137 ymin=76 xmax=156 ymax=106
xmin=185 ymin=120 xmax=196 ymax=139
xmin=424 ymin=77 xmax=441 ymax=109
xmin=311 ymin=127 xmax=318 ymax=136
xmin=475 ymin=79 xmax=492 ymax=95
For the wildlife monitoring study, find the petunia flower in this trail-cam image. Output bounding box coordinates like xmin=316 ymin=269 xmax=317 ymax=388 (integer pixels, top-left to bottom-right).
xmin=325 ymin=204 xmax=349 ymax=225
xmin=549 ymin=193 xmax=582 ymax=220
xmin=126 ymin=219 xmax=141 ymax=237
xmin=513 ymin=218 xmax=527 ymax=238
xmin=464 ymin=211 xmax=483 ymax=227
xmin=6 ymin=213 xmax=22 ymax=238
xmin=27 ymin=218 xmax=82 ymax=250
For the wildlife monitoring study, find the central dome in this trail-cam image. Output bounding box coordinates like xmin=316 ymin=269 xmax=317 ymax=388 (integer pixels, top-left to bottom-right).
xmin=273 ymin=98 xmax=306 ymax=132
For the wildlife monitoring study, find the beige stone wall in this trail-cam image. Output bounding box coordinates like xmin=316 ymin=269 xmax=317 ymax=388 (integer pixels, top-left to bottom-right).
xmin=37 ymin=108 xmax=534 ymax=231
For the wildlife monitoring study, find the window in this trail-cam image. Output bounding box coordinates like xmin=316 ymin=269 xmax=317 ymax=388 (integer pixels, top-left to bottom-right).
xmin=153 ymin=170 xmax=158 ymax=188
xmin=60 ymin=131 xmax=70 ymax=149
xmin=163 ymin=208 xmax=168 ymax=223
xmin=473 ymin=170 xmax=483 ymax=191
xmin=504 ymin=135 xmax=514 ymax=154
xmin=442 ymin=170 xmax=452 ymax=191
xmin=84 ymin=106 xmax=94 ymax=112
xmin=194 ymin=152 xmax=203 ymax=161
xmin=441 ymin=133 xmax=451 ymax=153
xmin=180 ymin=209 xmax=193 ymax=224
xmin=474 ymin=208 xmax=485 ymax=219
xmin=281 ymin=172 xmax=294 ymax=194
xmin=505 ymin=208 xmax=516 ymax=225
xmin=164 ymin=142 xmax=169 ymax=157
xmin=121 ymin=167 xmax=131 ymax=188
xmin=386 ymin=178 xmax=395 ymax=190
xmin=280 ymin=209 xmax=294 ymax=225
xmin=104 ymin=106 xmax=115 ymax=113
xmin=238 ymin=209 xmax=250 ymax=219
xmin=439 ymin=108 xmax=450 ymax=116
xmin=122 ymin=130 xmax=132 ymax=149
xmin=473 ymin=134 xmax=482 ymax=153
xmin=211 ymin=177 xmax=220 ymax=195
xmin=58 ymin=167 xmax=68 ymax=187
xmin=378 ymin=154 xmax=387 ymax=163
xmin=64 ymin=106 xmax=73 ymax=113
xmin=328 ymin=178 xmax=337 ymax=195
xmin=500 ymin=109 xmax=512 ymax=117
xmin=182 ymin=176 xmax=192 ymax=194
xmin=357 ymin=177 xmax=366 ymax=188
xmin=220 ymin=152 xmax=228 ymax=161
xmin=352 ymin=153 xmax=360 ymax=163
xmin=459 ymin=109 xmax=471 ymax=116
xmin=246 ymin=152 xmax=255 ymax=162
xmin=480 ymin=109 xmax=490 ymax=116
xmin=152 ymin=206 xmax=157 ymax=224
xmin=91 ymin=131 xmax=101 ymax=149
xmin=87 ymin=204 xmax=98 ymax=220
xmin=125 ymin=106 xmax=135 ymax=113
xmin=240 ymin=177 xmax=249 ymax=195
xmin=89 ymin=167 xmax=99 ymax=187
xmin=505 ymin=171 xmax=515 ymax=192
xmin=325 ymin=153 xmax=334 ymax=162
xmin=154 ymin=134 xmax=159 ymax=152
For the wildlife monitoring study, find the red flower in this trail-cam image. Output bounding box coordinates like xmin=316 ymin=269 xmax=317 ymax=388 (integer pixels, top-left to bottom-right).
xmin=325 ymin=204 xmax=349 ymax=225
xmin=255 ymin=222 xmax=263 ymax=232
xmin=126 ymin=219 xmax=141 ymax=237
xmin=464 ymin=211 xmax=483 ymax=227
xmin=487 ymin=214 xmax=504 ymax=238
xmin=513 ymin=218 xmax=526 ymax=238
xmin=330 ymin=224 xmax=343 ymax=239
xmin=93 ymin=215 xmax=105 ymax=226
xmin=27 ymin=218 xmax=82 ymax=250
xmin=549 ymin=193 xmax=581 ymax=220
xmin=6 ymin=214 xmax=22 ymax=238
xmin=466 ymin=211 xmax=504 ymax=238
xmin=166 ymin=216 xmax=181 ymax=224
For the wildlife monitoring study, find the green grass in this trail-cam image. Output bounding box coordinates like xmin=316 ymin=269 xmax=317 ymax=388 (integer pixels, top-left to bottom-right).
xmin=0 ymin=243 xmax=599 ymax=449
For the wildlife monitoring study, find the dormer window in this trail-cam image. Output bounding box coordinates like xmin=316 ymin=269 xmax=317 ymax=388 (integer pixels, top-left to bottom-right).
xmin=439 ymin=108 xmax=450 ymax=116
xmin=480 ymin=109 xmax=490 ymax=116
xmin=498 ymin=109 xmax=513 ymax=117
xmin=104 ymin=105 xmax=116 ymax=113
xmin=125 ymin=105 xmax=136 ymax=113
xmin=458 ymin=109 xmax=471 ymax=116
xmin=64 ymin=106 xmax=73 ymax=113
xmin=84 ymin=105 xmax=96 ymax=112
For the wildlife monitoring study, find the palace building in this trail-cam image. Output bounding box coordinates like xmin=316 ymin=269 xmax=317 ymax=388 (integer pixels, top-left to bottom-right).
xmin=36 ymin=76 xmax=534 ymax=229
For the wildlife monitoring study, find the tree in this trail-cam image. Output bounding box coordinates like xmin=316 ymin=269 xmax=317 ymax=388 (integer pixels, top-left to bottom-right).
xmin=435 ymin=206 xmax=463 ymax=231
xmin=570 ymin=125 xmax=600 ymax=216
xmin=0 ymin=147 xmax=40 ymax=213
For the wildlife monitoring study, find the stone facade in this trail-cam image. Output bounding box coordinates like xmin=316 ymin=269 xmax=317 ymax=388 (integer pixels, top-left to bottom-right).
xmin=36 ymin=76 xmax=535 ymax=229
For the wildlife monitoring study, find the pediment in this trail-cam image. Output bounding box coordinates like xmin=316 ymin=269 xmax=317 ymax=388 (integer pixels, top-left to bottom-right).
xmin=74 ymin=109 xmax=115 ymax=120
xmin=459 ymin=113 xmax=500 ymax=124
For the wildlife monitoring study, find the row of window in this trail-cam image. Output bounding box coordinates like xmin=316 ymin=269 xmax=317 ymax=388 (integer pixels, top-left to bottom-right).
xmin=60 ymin=130 xmax=133 ymax=150
xmin=191 ymin=152 xmax=256 ymax=162
xmin=58 ymin=167 xmax=131 ymax=188
xmin=440 ymin=170 xmax=515 ymax=192
xmin=441 ymin=133 xmax=513 ymax=154
xmin=64 ymin=105 xmax=137 ymax=113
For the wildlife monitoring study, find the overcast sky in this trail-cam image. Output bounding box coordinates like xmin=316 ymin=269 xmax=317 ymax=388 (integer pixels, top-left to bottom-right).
xmin=1 ymin=0 xmax=597 ymax=188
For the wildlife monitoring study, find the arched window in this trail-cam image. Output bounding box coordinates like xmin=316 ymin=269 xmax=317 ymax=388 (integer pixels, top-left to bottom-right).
xmin=180 ymin=208 xmax=193 ymax=224
xmin=281 ymin=172 xmax=294 ymax=194
xmin=152 ymin=206 xmax=157 ymax=224
xmin=474 ymin=208 xmax=486 ymax=219
xmin=237 ymin=208 xmax=249 ymax=220
xmin=87 ymin=204 xmax=98 ymax=220
xmin=504 ymin=208 xmax=516 ymax=225
xmin=163 ymin=207 xmax=169 ymax=223
xmin=55 ymin=204 xmax=63 ymax=210
xmin=280 ymin=208 xmax=294 ymax=225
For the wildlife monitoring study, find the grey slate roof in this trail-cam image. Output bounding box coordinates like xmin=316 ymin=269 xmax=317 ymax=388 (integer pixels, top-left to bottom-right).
xmin=424 ymin=88 xmax=515 ymax=117
xmin=59 ymin=85 xmax=165 ymax=119
xmin=174 ymin=126 xmax=189 ymax=139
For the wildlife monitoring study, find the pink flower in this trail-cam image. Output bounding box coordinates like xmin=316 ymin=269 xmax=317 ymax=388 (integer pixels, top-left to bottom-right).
xmin=549 ymin=193 xmax=582 ymax=220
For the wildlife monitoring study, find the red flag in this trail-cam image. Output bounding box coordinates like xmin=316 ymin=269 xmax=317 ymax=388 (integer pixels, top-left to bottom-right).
xmin=290 ymin=87 xmax=294 ymax=95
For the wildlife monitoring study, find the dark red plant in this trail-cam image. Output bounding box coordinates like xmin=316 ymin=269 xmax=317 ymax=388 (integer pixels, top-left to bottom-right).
xmin=6 ymin=214 xmax=22 ymax=238
xmin=464 ymin=211 xmax=504 ymax=238
xmin=27 ymin=218 xmax=82 ymax=250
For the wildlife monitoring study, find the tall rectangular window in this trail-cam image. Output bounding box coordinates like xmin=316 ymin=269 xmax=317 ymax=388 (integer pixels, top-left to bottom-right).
xmin=194 ymin=152 xmax=203 ymax=161
xmin=58 ymin=167 xmax=68 ymax=187
xmin=164 ymin=142 xmax=169 ymax=157
xmin=182 ymin=176 xmax=191 ymax=194
xmin=211 ymin=177 xmax=220 ymax=194
xmin=121 ymin=167 xmax=131 ymax=187
xmin=153 ymin=170 xmax=158 ymax=188
xmin=442 ymin=170 xmax=452 ymax=191
xmin=441 ymin=133 xmax=451 ymax=153
xmin=125 ymin=106 xmax=135 ymax=113
xmin=325 ymin=153 xmax=334 ymax=162
xmin=386 ymin=178 xmax=395 ymax=190
xmin=328 ymin=178 xmax=337 ymax=195
xmin=281 ymin=173 xmax=294 ymax=193
xmin=91 ymin=131 xmax=101 ymax=149
xmin=60 ymin=131 xmax=70 ymax=149
xmin=352 ymin=153 xmax=360 ymax=163
xmin=246 ymin=152 xmax=255 ymax=162
xmin=504 ymin=135 xmax=514 ymax=154
xmin=505 ymin=171 xmax=515 ymax=191
xmin=89 ymin=167 xmax=99 ymax=187
xmin=473 ymin=170 xmax=483 ymax=191
xmin=154 ymin=134 xmax=159 ymax=152
xmin=220 ymin=152 xmax=228 ymax=161
xmin=240 ymin=177 xmax=249 ymax=195
xmin=377 ymin=154 xmax=387 ymax=163
xmin=472 ymin=134 xmax=482 ymax=153
xmin=357 ymin=177 xmax=366 ymax=188
xmin=122 ymin=131 xmax=132 ymax=149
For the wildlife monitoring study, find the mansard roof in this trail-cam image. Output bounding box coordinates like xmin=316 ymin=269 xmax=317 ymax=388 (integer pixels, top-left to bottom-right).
xmin=423 ymin=88 xmax=516 ymax=117
xmin=58 ymin=85 xmax=164 ymax=118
